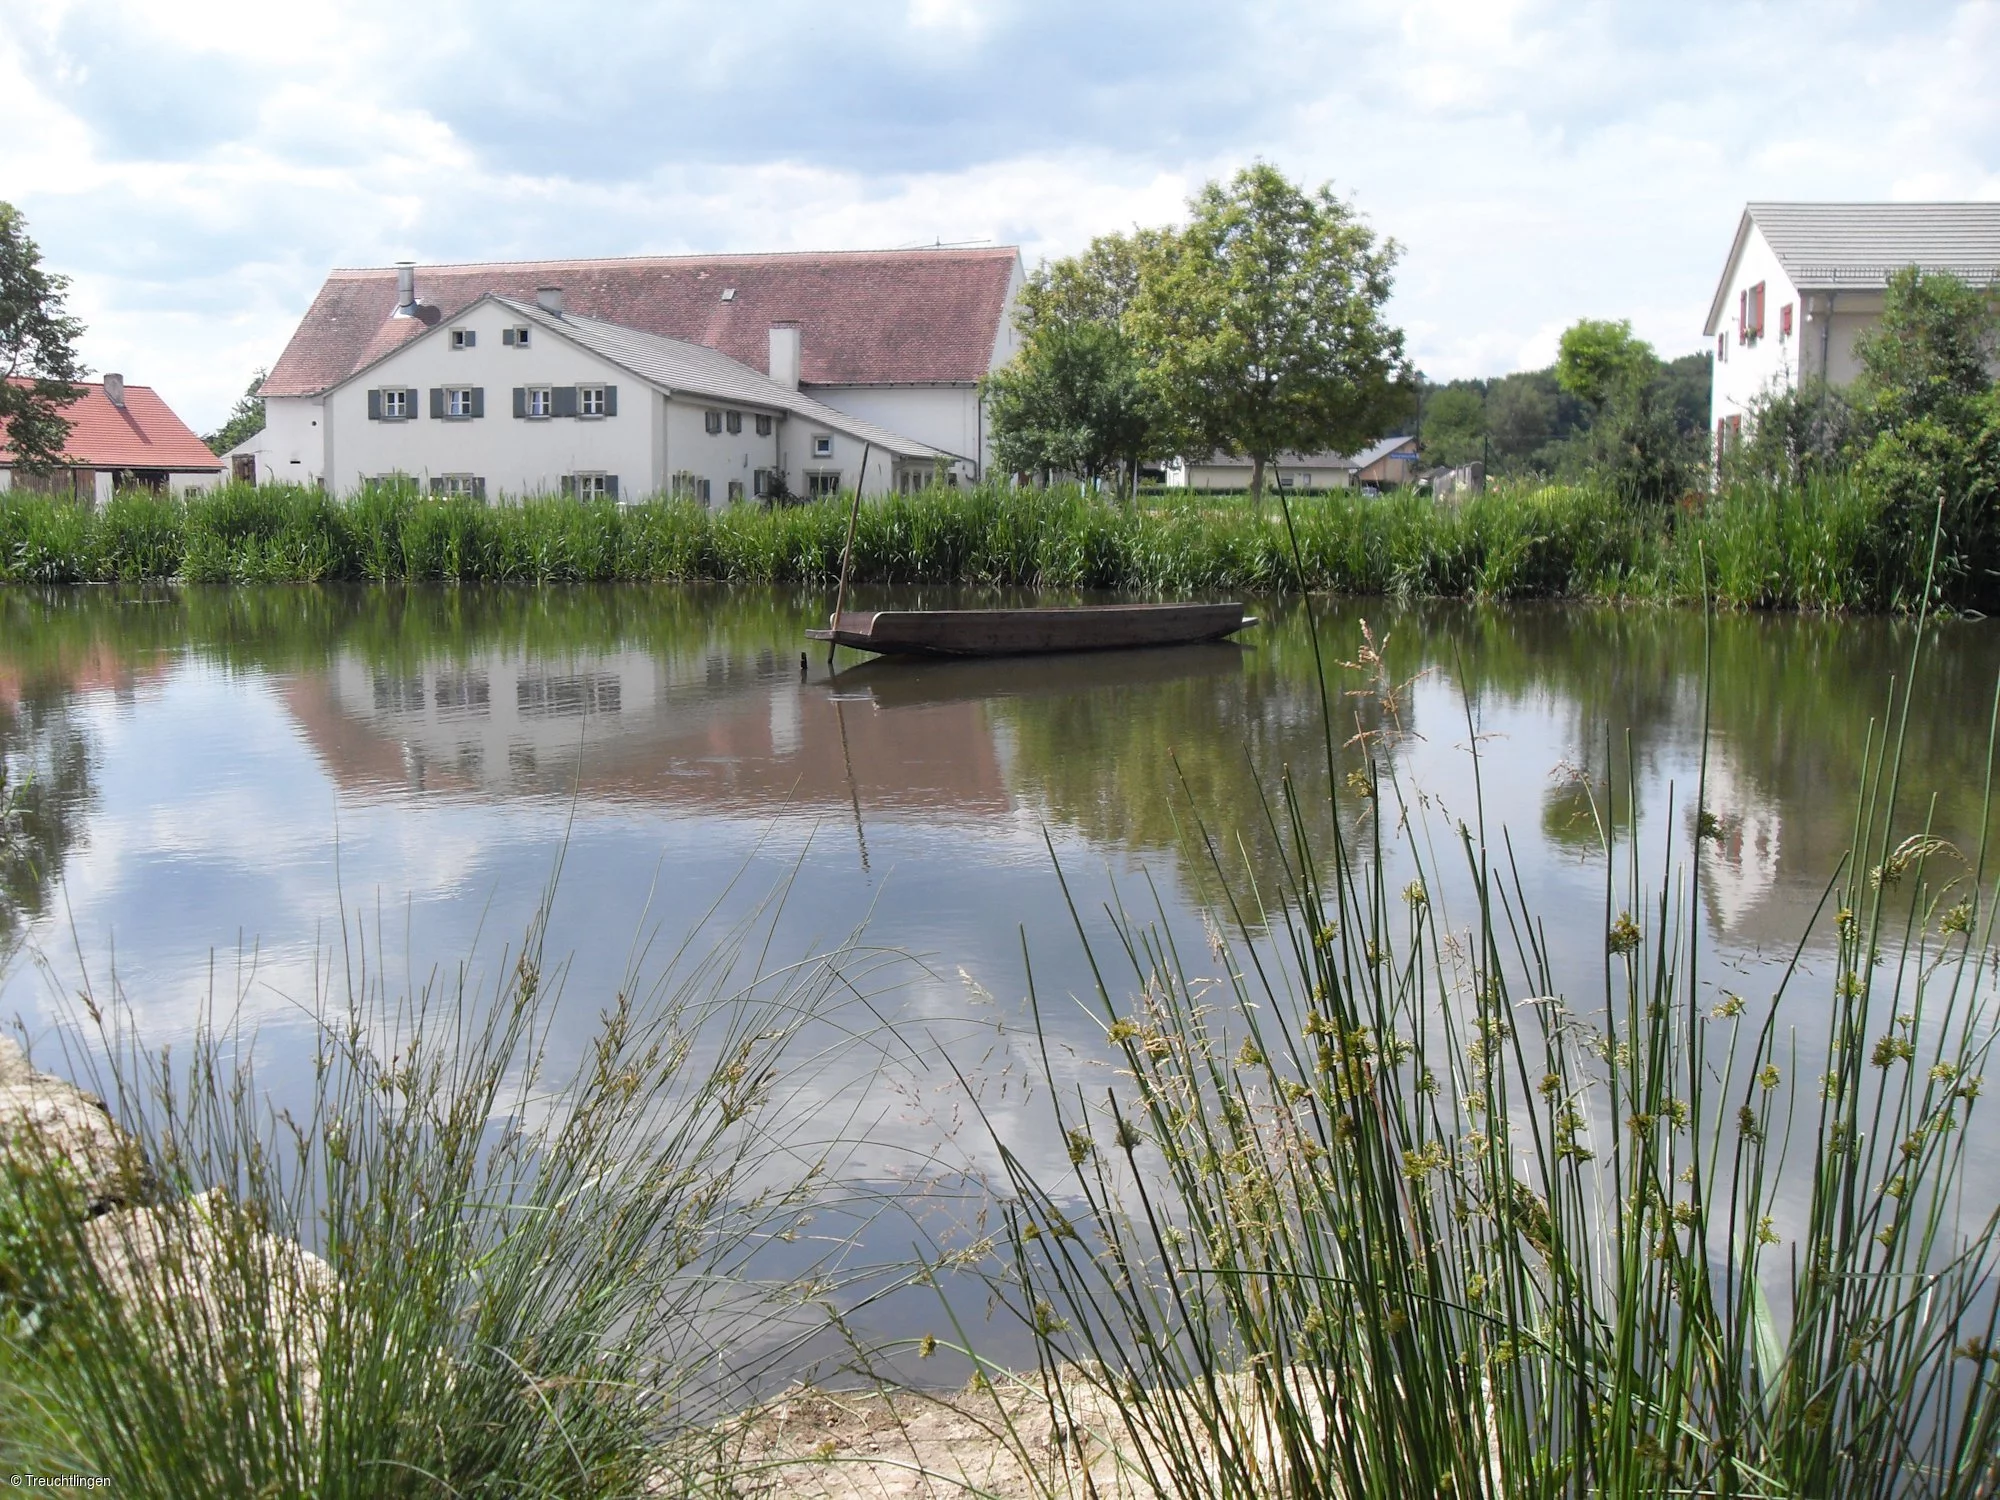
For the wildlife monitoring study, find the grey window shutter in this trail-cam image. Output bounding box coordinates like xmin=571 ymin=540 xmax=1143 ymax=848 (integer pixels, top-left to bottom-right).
xmin=554 ymin=386 xmax=579 ymax=418
xmin=606 ymin=475 xmax=619 ymax=500
xmin=604 ymin=385 xmax=618 ymax=416
xmin=429 ymin=388 xmax=444 ymax=419
xmin=473 ymin=477 xmax=486 ymax=502
xmin=513 ymin=387 xmax=526 ymax=418
xmin=501 ymin=328 xmax=514 ymax=347
xmin=368 ymin=389 xmax=382 ymax=421
xmin=561 ymin=474 xmax=574 ymax=496
xmin=471 ymin=387 xmax=485 ymax=418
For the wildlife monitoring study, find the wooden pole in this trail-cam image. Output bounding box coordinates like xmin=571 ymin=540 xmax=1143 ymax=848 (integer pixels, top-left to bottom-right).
xmin=827 ymin=441 xmax=871 ymax=669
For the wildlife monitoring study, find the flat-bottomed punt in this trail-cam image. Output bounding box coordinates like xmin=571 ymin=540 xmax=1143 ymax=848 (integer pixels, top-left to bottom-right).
xmin=808 ymin=603 xmax=1255 ymax=658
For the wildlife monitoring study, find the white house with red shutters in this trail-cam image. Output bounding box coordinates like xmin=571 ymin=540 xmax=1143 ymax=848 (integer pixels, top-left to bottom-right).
xmin=0 ymin=376 xmax=222 ymax=502
xmin=231 ymin=247 xmax=1025 ymax=501
xmin=1704 ymin=202 xmax=2000 ymax=458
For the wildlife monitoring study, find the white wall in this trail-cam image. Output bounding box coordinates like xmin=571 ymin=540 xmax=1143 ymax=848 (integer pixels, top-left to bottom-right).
xmin=805 ymin=385 xmax=982 ymax=476
xmin=1168 ymin=459 xmax=1354 ymax=491
xmin=1711 ymin=224 xmax=1805 ymax=433
xmin=229 ymin=395 xmax=327 ymax=486
xmin=324 ymin=301 xmax=792 ymax=500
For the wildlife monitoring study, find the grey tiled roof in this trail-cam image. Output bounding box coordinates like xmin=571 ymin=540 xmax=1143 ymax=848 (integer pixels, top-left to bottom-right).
xmin=493 ymin=298 xmax=949 ymax=460
xmin=1749 ymin=202 xmax=2000 ymax=287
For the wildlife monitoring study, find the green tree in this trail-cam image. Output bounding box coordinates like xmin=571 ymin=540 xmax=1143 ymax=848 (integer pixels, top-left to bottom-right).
xmin=204 ymin=370 xmax=266 ymax=454
xmin=1418 ymin=380 xmax=1487 ymax=468
xmin=983 ymin=320 xmax=1160 ymax=490
xmin=1853 ymin=266 xmax=1999 ymax=431
xmin=1129 ymin=164 xmax=1410 ymax=502
xmin=1555 ymin=318 xmax=1655 ymax=408
xmin=1014 ymin=231 xmax=1157 ymax=341
xmin=0 ymin=203 xmax=86 ymax=475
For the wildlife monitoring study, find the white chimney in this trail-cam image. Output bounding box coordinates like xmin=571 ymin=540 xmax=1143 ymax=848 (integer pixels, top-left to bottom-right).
xmin=768 ymin=322 xmax=801 ymax=389
xmin=103 ymin=373 xmax=125 ymax=408
xmin=393 ymin=261 xmax=418 ymax=318
xmin=536 ymin=285 xmax=565 ymax=316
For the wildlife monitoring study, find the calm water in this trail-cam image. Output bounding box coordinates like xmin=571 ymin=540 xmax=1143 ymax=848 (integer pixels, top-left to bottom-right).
xmin=3 ymin=585 xmax=1998 ymax=1384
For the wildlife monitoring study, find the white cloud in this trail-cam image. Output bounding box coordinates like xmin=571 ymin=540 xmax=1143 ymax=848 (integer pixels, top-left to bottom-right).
xmin=1 ymin=0 xmax=1993 ymax=424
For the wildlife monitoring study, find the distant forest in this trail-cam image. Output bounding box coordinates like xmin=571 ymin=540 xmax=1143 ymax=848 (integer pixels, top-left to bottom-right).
xmin=1417 ymin=353 xmax=1712 ymax=478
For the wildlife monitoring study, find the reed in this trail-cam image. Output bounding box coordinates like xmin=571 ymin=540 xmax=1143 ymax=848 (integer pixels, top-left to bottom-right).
xmin=957 ymin=516 xmax=2000 ymax=1496
xmin=0 ymin=472 xmax=1956 ymax=609
xmin=0 ymin=873 xmax=905 ymax=1497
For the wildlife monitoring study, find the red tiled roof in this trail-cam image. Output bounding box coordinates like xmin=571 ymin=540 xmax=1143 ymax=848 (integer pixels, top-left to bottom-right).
xmin=0 ymin=379 xmax=221 ymax=471
xmin=262 ymin=247 xmax=1022 ymax=399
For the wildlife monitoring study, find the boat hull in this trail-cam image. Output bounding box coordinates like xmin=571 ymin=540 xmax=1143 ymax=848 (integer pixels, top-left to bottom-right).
xmin=807 ymin=603 xmax=1254 ymax=658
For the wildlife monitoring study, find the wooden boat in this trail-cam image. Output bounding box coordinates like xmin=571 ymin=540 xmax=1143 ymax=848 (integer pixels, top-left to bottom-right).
xmin=807 ymin=603 xmax=1256 ymax=658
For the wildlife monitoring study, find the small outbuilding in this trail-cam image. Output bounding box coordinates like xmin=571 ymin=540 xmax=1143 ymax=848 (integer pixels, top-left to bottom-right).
xmin=0 ymin=376 xmax=222 ymax=503
xmin=1166 ymin=435 xmax=1420 ymax=493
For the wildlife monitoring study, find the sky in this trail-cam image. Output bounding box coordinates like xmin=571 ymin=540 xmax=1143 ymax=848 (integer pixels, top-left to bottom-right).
xmin=2 ymin=0 xmax=1997 ymax=435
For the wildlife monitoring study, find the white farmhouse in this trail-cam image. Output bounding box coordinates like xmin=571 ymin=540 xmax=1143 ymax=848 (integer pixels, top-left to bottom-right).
xmin=1704 ymin=202 xmax=2000 ymax=453
xmin=235 ymin=247 xmax=1026 ymax=500
xmin=1165 ymin=436 xmax=1420 ymax=493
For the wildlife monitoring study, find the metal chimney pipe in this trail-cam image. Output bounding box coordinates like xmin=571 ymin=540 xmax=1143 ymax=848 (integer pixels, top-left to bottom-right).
xmin=103 ymin=373 xmax=125 ymax=408
xmin=536 ymin=285 xmax=564 ymax=316
xmin=393 ymin=261 xmax=418 ymax=318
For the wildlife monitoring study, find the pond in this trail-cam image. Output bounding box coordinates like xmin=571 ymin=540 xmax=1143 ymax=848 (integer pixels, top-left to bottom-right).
xmin=3 ymin=584 xmax=1997 ymax=1389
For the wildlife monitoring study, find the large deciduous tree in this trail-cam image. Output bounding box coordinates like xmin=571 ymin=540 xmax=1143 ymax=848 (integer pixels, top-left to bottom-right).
xmin=0 ymin=204 xmax=86 ymax=475
xmin=986 ymin=230 xmax=1168 ymax=494
xmin=1129 ymin=165 xmax=1410 ymax=502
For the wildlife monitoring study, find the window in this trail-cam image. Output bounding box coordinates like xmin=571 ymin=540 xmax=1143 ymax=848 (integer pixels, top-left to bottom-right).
xmin=1780 ymin=302 xmax=1794 ymax=338
xmin=704 ymin=409 xmax=723 ymax=434
xmin=567 ymin=472 xmax=618 ymax=500
xmin=445 ymin=386 xmax=476 ymax=419
xmin=579 ymin=385 xmax=608 ymax=418
xmin=670 ymin=472 xmax=710 ymax=502
xmin=1740 ymin=281 xmax=1766 ymax=341
xmin=1717 ymin=332 xmax=1728 ymax=363
xmin=806 ymin=471 xmax=842 ymax=498
xmin=725 ymin=410 xmax=742 ymax=435
xmin=526 ymin=386 xmax=553 ymax=418
xmin=727 ymin=479 xmax=745 ymax=502
xmin=753 ymin=468 xmax=773 ymax=498
xmin=451 ymin=328 xmax=476 ymax=349
xmin=755 ymin=414 xmax=772 ymax=437
xmin=433 ymin=474 xmax=485 ymax=500
xmin=812 ymin=434 xmax=833 ymax=459
xmin=373 ymin=387 xmax=412 ymax=421
xmin=501 ymin=326 xmax=531 ymax=347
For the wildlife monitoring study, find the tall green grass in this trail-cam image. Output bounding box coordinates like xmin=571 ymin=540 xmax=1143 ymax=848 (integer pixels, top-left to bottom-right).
xmin=962 ymin=527 xmax=2000 ymax=1495
xmin=0 ymin=473 xmax=1937 ymax=609
xmin=0 ymin=874 xmax=904 ymax=1496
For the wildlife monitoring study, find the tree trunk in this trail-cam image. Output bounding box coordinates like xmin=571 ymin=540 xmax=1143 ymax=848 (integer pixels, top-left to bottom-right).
xmin=1249 ymin=453 xmax=1266 ymax=505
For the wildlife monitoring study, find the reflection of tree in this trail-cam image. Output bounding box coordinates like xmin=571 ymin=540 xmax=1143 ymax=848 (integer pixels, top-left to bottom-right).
xmin=0 ymin=689 xmax=95 ymax=951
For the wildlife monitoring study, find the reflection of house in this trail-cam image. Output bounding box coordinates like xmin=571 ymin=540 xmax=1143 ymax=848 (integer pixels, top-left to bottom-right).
xmin=1694 ymin=753 xmax=1783 ymax=937
xmin=281 ymin=647 xmax=1013 ymax=820
xmin=0 ymin=376 xmax=221 ymax=503
xmin=1165 ymin=436 xmax=1420 ymax=492
xmin=1705 ymin=203 xmax=2000 ymax=448
xmin=235 ymin=249 xmax=1025 ymax=497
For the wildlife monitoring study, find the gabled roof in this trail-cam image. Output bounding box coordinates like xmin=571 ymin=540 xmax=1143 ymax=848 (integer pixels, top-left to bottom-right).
xmin=263 ymin=247 xmax=1021 ymax=399
xmin=327 ymin=294 xmax=951 ymax=461
xmin=1 ymin=379 xmax=221 ymax=471
xmin=491 ymin=298 xmax=953 ymax=460
xmin=1706 ymin=202 xmax=2000 ymax=333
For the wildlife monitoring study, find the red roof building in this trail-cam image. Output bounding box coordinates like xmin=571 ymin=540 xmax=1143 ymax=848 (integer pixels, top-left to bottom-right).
xmin=236 ymin=247 xmax=1025 ymax=495
xmin=1 ymin=376 xmax=222 ymax=502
